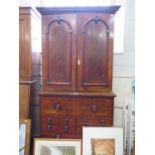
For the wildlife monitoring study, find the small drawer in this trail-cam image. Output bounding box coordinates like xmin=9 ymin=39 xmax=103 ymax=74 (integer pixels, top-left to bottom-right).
xmin=76 ymin=116 xmax=113 ymax=133
xmin=76 ymin=98 xmax=113 ymax=116
xmin=40 ymin=96 xmax=73 ymax=115
xmin=41 ymin=116 xmax=76 ymax=134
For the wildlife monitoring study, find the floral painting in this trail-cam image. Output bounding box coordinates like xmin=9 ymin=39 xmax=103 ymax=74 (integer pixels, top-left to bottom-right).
xmin=83 ymin=127 xmax=123 ymax=155
xmin=91 ymin=138 xmax=115 ymax=155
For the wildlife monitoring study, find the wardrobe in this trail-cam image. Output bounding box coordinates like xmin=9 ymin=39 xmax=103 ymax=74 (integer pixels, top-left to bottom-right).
xmin=19 ymin=7 xmax=41 ymax=137
xmin=37 ymin=6 xmax=120 ymax=138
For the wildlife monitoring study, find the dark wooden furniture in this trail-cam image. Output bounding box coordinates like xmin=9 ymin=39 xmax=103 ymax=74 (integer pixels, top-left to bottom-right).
xmin=19 ymin=7 xmax=41 ymax=137
xmin=19 ymin=7 xmax=41 ymax=81
xmin=37 ymin=6 xmax=120 ymax=138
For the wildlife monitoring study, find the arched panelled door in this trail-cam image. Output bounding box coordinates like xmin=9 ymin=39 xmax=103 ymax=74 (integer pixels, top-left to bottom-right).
xmin=42 ymin=14 xmax=76 ymax=91
xmin=77 ymin=14 xmax=114 ymax=91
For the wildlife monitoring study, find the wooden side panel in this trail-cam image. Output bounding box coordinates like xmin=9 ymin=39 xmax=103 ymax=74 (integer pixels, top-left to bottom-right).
xmin=19 ymin=15 xmax=31 ymax=80
xmin=42 ymin=14 xmax=76 ymax=91
xmin=19 ymin=84 xmax=30 ymax=118
xmin=31 ymin=13 xmax=41 ymax=79
xmin=77 ymin=14 xmax=114 ymax=91
xmin=19 ymin=8 xmax=41 ymax=81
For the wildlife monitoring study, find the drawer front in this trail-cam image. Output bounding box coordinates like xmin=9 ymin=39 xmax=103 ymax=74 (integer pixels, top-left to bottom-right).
xmin=41 ymin=133 xmax=81 ymax=139
xmin=41 ymin=116 xmax=76 ymax=135
xmin=76 ymin=98 xmax=113 ymax=116
xmin=76 ymin=116 xmax=113 ymax=133
xmin=40 ymin=96 xmax=74 ymax=115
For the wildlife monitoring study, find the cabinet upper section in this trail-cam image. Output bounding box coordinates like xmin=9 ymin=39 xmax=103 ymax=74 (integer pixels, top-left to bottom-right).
xmin=19 ymin=7 xmax=41 ymax=81
xmin=37 ymin=6 xmax=120 ymax=92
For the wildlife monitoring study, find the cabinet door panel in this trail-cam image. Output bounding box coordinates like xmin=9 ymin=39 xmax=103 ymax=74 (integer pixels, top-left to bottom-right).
xmin=42 ymin=14 xmax=76 ymax=91
xmin=77 ymin=14 xmax=114 ymax=91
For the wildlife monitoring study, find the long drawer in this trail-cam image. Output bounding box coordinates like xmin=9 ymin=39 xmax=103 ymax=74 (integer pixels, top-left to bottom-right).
xmin=40 ymin=96 xmax=113 ymax=116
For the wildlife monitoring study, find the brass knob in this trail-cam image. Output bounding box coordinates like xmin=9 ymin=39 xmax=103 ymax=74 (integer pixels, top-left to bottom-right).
xmin=56 ymin=134 xmax=61 ymax=138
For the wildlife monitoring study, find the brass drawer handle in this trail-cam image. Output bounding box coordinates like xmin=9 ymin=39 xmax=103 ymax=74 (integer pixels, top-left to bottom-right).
xmin=47 ymin=118 xmax=52 ymax=124
xmin=91 ymin=105 xmax=97 ymax=112
xmin=64 ymin=125 xmax=69 ymax=132
xmin=47 ymin=124 xmax=52 ymax=131
xmin=64 ymin=118 xmax=69 ymax=124
xmin=100 ymin=119 xmax=104 ymax=125
xmin=53 ymin=103 xmax=61 ymax=110
xmin=83 ymin=118 xmax=88 ymax=125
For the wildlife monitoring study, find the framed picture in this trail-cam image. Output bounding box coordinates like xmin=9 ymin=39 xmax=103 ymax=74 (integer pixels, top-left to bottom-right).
xmin=34 ymin=138 xmax=82 ymax=155
xmin=83 ymin=127 xmax=123 ymax=155
xmin=19 ymin=119 xmax=31 ymax=155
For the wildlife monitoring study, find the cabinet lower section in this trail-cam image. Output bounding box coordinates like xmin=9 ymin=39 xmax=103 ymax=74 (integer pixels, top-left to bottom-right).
xmin=40 ymin=92 xmax=115 ymax=138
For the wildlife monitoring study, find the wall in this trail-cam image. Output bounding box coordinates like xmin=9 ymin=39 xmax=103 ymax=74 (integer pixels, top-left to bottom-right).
xmin=113 ymin=0 xmax=135 ymax=127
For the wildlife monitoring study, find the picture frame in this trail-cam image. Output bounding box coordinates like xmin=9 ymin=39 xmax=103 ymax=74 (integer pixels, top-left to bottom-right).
xmin=34 ymin=138 xmax=82 ymax=155
xmin=83 ymin=127 xmax=123 ymax=155
xmin=19 ymin=119 xmax=31 ymax=155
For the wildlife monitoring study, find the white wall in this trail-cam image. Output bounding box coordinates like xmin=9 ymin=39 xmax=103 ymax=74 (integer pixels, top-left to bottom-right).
xmin=113 ymin=0 xmax=135 ymax=127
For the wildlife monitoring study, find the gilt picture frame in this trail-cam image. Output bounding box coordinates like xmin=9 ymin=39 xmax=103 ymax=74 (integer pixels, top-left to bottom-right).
xmin=19 ymin=119 xmax=31 ymax=155
xmin=83 ymin=127 xmax=123 ymax=155
xmin=34 ymin=138 xmax=82 ymax=155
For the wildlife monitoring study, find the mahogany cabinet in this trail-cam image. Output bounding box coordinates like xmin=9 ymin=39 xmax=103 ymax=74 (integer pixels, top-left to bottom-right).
xmin=37 ymin=6 xmax=120 ymax=138
xmin=19 ymin=7 xmax=41 ymax=136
